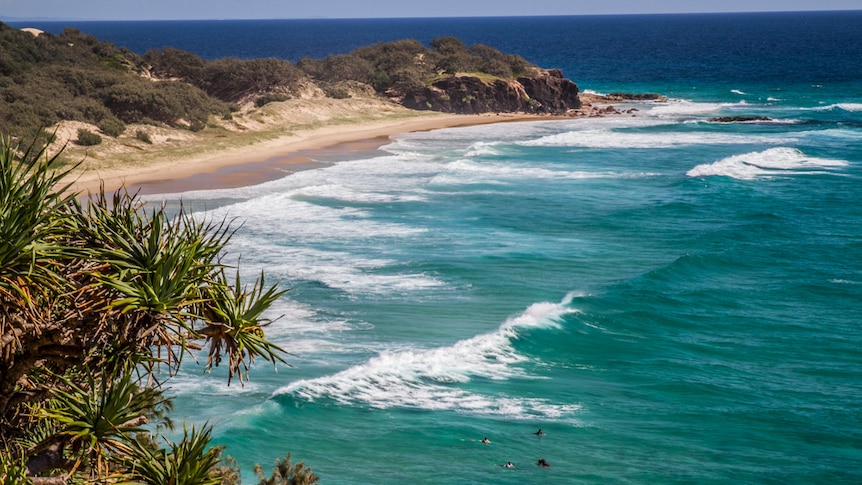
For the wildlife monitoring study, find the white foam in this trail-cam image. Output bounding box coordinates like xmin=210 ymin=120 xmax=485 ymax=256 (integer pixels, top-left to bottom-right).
xmin=686 ymin=147 xmax=848 ymax=180
xmin=647 ymin=99 xmax=725 ymax=116
xmin=232 ymin=241 xmax=446 ymax=296
xmin=463 ymin=141 xmax=504 ymax=157
xmin=273 ymin=298 xmax=580 ymax=419
xmin=521 ymin=127 xmax=782 ymax=149
xmin=815 ymin=103 xmax=862 ymax=112
xmin=731 ymin=89 xmax=747 ymax=95
xmin=166 ymin=369 xmax=264 ymax=395
xmin=582 ymin=89 xmax=608 ymax=96
xmin=430 ymin=159 xmax=658 ymax=185
xmin=836 ymin=103 xmax=862 ymax=112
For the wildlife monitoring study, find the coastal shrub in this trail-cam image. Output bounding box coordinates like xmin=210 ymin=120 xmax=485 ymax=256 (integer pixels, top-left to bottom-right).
xmin=359 ymin=40 xmax=429 ymax=71
xmin=323 ymin=84 xmax=351 ymax=99
xmin=76 ymin=127 xmax=102 ymax=145
xmin=296 ymin=56 xmax=325 ymax=78
xmin=135 ymin=129 xmax=152 ymax=144
xmin=348 ymin=40 xmax=430 ymax=93
xmin=195 ymin=57 xmax=303 ymax=102
xmin=371 ymin=70 xmax=391 ymax=92
xmin=0 ymin=25 xmax=243 ymax=138
xmin=98 ymin=116 xmax=126 ymax=137
xmin=505 ymin=53 xmax=531 ymax=77
xmin=187 ymin=119 xmax=206 ymax=132
xmin=430 ymin=36 xmax=477 ymax=74
xmin=320 ymin=54 xmax=374 ymax=84
xmin=102 ymin=78 xmax=227 ymax=126
xmin=468 ymin=44 xmax=532 ymax=78
xmin=388 ymin=67 xmax=426 ymax=94
xmin=254 ymin=92 xmax=290 ymax=107
xmin=145 ymin=46 xmax=206 ymax=80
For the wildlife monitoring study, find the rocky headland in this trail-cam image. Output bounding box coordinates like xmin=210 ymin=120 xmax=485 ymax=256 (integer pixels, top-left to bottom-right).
xmin=401 ymin=68 xmax=581 ymax=115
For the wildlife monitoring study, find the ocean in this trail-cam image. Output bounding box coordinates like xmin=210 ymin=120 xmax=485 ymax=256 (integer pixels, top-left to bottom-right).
xmin=12 ymin=12 xmax=862 ymax=484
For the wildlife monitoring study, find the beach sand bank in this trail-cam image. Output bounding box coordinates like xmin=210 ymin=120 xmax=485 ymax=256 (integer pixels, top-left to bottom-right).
xmin=63 ymin=97 xmax=566 ymax=196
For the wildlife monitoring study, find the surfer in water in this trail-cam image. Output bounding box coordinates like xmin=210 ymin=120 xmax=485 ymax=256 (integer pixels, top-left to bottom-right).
xmin=480 ymin=437 xmax=490 ymax=444
xmin=503 ymin=461 xmax=515 ymax=468
xmin=537 ymin=458 xmax=550 ymax=468
xmin=535 ymin=428 xmax=545 ymax=436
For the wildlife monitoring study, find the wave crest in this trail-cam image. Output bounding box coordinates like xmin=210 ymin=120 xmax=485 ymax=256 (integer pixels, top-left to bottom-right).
xmin=686 ymin=147 xmax=848 ymax=180
xmin=273 ymin=298 xmax=580 ymax=419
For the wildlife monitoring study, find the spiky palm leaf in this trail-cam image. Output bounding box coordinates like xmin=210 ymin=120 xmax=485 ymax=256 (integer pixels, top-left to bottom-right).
xmin=0 ymin=134 xmax=77 ymax=348
xmin=254 ymin=452 xmax=319 ymax=485
xmin=39 ymin=368 xmax=167 ymax=476
xmin=200 ymin=268 xmax=290 ymax=384
xmin=0 ymin=448 xmax=31 ymax=485
xmin=118 ymin=423 xmax=222 ymax=485
xmin=75 ymin=191 xmax=236 ymax=369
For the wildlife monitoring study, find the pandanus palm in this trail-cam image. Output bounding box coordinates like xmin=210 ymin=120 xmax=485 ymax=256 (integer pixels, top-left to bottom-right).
xmin=201 ymin=268 xmax=290 ymax=385
xmin=77 ymin=190 xmax=235 ymax=370
xmin=39 ymin=368 xmax=167 ymax=477
xmin=0 ymin=136 xmax=78 ymax=414
xmin=121 ymin=423 xmax=223 ymax=485
xmin=0 ymin=135 xmax=308 ymax=483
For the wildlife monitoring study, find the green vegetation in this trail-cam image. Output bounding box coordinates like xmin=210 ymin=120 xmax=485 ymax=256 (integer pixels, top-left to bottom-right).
xmin=0 ymin=24 xmax=230 ymax=141
xmin=76 ymin=127 xmax=102 ymax=145
xmin=135 ymin=129 xmax=152 ymax=144
xmin=0 ymin=22 xmax=536 ymax=142
xmin=97 ymin=116 xmax=125 ymax=137
xmin=0 ymin=137 xmax=317 ymax=483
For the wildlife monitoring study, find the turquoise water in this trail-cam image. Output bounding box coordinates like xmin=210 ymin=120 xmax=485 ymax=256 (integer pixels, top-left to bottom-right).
xmin=40 ymin=11 xmax=861 ymax=484
xmin=153 ymin=89 xmax=862 ymax=483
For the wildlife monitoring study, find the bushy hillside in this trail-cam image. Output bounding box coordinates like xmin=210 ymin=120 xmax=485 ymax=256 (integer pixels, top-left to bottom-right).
xmin=0 ymin=23 xmax=561 ymax=144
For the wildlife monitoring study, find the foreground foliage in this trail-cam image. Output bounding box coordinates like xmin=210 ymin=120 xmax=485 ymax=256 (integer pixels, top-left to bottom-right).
xmin=0 ymin=137 xmax=316 ymax=483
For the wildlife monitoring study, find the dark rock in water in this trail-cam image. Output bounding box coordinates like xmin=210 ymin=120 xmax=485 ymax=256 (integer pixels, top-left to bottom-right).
xmin=605 ymin=92 xmax=668 ymax=101
xmin=709 ymin=116 xmax=773 ymax=123
xmin=402 ymin=69 xmax=581 ymax=115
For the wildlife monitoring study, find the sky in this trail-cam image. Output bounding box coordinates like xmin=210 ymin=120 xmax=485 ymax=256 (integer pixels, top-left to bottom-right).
xmin=1 ymin=0 xmax=860 ymax=21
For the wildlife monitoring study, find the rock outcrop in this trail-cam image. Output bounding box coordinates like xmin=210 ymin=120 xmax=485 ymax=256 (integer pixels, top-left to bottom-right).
xmin=401 ymin=69 xmax=581 ymax=115
xmin=709 ymin=116 xmax=773 ymax=123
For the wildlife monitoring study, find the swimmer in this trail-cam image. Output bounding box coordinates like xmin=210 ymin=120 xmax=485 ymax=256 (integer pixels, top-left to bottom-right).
xmin=480 ymin=437 xmax=490 ymax=444
xmin=535 ymin=428 xmax=545 ymax=436
xmin=537 ymin=458 xmax=550 ymax=468
xmin=503 ymin=461 xmax=515 ymax=468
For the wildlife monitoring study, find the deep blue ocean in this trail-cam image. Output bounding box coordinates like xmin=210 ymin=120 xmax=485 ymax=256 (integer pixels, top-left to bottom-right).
xmin=12 ymin=12 xmax=862 ymax=484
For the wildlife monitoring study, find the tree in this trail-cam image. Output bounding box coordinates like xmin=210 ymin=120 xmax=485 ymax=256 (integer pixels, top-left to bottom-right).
xmin=0 ymin=136 xmax=311 ymax=483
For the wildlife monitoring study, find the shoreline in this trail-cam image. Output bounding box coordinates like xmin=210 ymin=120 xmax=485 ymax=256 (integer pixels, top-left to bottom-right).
xmin=69 ymin=109 xmax=565 ymax=196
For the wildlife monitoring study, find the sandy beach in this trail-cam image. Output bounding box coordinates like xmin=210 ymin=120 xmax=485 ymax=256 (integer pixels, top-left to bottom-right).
xmin=62 ymin=97 xmax=569 ymax=196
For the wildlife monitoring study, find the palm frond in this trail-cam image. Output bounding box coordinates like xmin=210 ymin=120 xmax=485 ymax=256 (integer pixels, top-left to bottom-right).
xmin=118 ymin=422 xmax=222 ymax=485
xmin=200 ymin=269 xmax=291 ymax=385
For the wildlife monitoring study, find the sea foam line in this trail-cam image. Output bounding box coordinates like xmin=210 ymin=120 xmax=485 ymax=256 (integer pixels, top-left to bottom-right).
xmin=273 ymin=296 xmax=581 ymax=419
xmin=520 ymin=128 xmax=783 ymax=149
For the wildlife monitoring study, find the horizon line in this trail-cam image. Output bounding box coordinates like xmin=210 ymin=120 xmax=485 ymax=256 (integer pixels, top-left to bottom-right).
xmin=3 ymin=9 xmax=861 ymax=23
